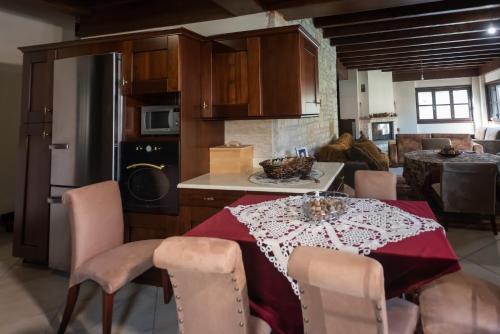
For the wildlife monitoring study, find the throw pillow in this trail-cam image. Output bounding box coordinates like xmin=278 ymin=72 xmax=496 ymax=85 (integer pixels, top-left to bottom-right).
xmin=337 ymin=133 xmax=354 ymax=150
xmin=348 ymin=141 xmax=389 ymax=171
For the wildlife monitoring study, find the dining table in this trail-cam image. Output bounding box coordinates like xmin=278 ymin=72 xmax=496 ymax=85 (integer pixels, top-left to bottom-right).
xmin=403 ymin=149 xmax=500 ymax=190
xmin=186 ymin=194 xmax=460 ymax=334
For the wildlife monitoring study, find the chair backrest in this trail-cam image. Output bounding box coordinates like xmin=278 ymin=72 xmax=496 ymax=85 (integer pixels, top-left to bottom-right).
xmin=153 ymin=237 xmax=252 ymax=334
xmin=395 ymin=134 xmax=431 ymax=164
xmin=355 ymin=170 xmax=397 ymax=200
xmin=288 ymin=246 xmax=388 ymax=334
xmin=441 ymin=162 xmax=497 ymax=215
xmin=422 ymin=138 xmax=452 ymax=150
xmin=63 ymin=181 xmax=124 ymax=284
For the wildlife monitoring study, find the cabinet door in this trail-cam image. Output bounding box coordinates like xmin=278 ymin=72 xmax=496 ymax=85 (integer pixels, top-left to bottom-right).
xmin=123 ymin=35 xmax=179 ymax=95
xmin=13 ymin=123 xmax=52 ymax=264
xmin=260 ymin=32 xmax=302 ymax=118
xmin=300 ymin=35 xmax=320 ymax=116
xmin=21 ymin=51 xmax=54 ymax=123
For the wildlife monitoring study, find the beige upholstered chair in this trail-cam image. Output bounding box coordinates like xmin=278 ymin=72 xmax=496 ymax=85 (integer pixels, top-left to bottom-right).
xmin=153 ymin=236 xmax=271 ymax=334
xmin=431 ymin=162 xmax=497 ymax=235
xmin=422 ymin=138 xmax=452 ymax=150
xmin=58 ymin=181 xmax=162 ymax=334
xmin=354 ymin=170 xmax=397 ymax=200
xmin=288 ymin=246 xmax=419 ymax=334
xmin=419 ymin=271 xmax=500 ymax=333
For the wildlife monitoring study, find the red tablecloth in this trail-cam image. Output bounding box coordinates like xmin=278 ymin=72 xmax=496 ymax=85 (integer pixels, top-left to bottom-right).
xmin=186 ymin=195 xmax=460 ymax=334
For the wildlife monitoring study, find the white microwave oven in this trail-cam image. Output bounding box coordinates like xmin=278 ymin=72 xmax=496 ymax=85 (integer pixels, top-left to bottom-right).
xmin=141 ymin=105 xmax=180 ymax=135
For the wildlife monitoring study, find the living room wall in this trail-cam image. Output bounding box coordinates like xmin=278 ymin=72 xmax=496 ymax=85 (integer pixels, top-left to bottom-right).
xmin=393 ymin=77 xmax=484 ymax=135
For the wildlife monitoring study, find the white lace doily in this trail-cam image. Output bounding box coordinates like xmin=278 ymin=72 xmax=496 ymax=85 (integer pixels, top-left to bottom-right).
xmin=227 ymin=196 xmax=443 ymax=296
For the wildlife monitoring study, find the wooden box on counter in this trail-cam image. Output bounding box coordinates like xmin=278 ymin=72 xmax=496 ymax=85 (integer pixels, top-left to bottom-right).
xmin=209 ymin=144 xmax=253 ymax=174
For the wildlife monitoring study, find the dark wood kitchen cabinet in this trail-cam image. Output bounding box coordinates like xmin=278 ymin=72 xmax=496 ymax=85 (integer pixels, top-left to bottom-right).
xmin=201 ymin=25 xmax=320 ymax=120
xmin=122 ymin=35 xmax=179 ymax=95
xmin=21 ymin=50 xmax=55 ymax=123
xmin=13 ymin=123 xmax=52 ymax=264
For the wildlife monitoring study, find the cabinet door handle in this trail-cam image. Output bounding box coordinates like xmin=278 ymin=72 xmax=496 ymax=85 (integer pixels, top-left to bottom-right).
xmin=43 ymin=106 xmax=52 ymax=115
xmin=122 ymin=78 xmax=128 ymax=86
xmin=49 ymin=143 xmax=69 ymax=150
xmin=202 ymin=101 xmax=208 ymax=110
xmin=41 ymin=129 xmax=50 ymax=139
xmin=47 ymin=196 xmax=63 ymax=204
xmin=203 ymin=196 xmax=215 ymax=201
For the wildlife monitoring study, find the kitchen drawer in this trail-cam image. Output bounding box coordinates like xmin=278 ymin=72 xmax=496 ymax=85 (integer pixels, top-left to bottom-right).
xmin=180 ymin=188 xmax=244 ymax=208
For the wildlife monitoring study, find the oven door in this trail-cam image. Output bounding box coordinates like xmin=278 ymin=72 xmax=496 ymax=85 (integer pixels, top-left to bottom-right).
xmin=121 ymin=162 xmax=179 ymax=214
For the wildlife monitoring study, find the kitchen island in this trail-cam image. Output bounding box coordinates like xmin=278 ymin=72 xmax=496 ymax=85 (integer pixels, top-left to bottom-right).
xmin=178 ymin=162 xmax=344 ymax=229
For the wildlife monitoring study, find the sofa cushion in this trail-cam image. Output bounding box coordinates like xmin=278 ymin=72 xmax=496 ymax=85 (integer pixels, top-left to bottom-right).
xmin=485 ymin=127 xmax=500 ymax=140
xmin=396 ymin=134 xmax=431 ymax=164
xmin=317 ymin=144 xmax=348 ymax=162
xmin=431 ymin=133 xmax=473 ymax=151
xmin=349 ymin=141 xmax=389 ymax=171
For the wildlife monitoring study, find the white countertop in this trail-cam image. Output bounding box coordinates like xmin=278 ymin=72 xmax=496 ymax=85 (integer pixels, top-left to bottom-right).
xmin=177 ymin=162 xmax=344 ymax=193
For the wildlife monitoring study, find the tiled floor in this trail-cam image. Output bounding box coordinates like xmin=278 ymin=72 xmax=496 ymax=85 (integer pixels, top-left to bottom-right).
xmin=1 ymin=227 xmax=500 ymax=333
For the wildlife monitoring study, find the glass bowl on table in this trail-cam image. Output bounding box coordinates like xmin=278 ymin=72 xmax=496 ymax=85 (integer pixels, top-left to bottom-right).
xmin=302 ymin=191 xmax=349 ymax=223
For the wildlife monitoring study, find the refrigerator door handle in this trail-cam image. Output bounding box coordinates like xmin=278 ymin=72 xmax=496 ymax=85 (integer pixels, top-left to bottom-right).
xmin=49 ymin=143 xmax=69 ymax=150
xmin=47 ymin=196 xmax=63 ymax=204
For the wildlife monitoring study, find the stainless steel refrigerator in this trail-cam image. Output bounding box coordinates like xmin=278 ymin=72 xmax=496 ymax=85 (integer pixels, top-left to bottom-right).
xmin=48 ymin=53 xmax=122 ymax=271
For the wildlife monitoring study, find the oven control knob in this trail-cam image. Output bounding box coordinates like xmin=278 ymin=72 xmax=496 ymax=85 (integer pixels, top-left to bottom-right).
xmin=146 ymin=145 xmax=152 ymax=152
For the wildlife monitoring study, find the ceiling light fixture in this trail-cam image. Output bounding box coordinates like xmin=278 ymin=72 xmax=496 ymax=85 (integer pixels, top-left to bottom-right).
xmin=487 ymin=26 xmax=497 ymax=35
xmin=420 ymin=60 xmax=424 ymax=80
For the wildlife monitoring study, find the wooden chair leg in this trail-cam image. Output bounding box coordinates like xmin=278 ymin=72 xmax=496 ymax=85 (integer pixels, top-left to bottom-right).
xmin=102 ymin=291 xmax=114 ymax=334
xmin=491 ymin=215 xmax=498 ymax=236
xmin=161 ymin=269 xmax=173 ymax=304
xmin=58 ymin=284 xmax=80 ymax=334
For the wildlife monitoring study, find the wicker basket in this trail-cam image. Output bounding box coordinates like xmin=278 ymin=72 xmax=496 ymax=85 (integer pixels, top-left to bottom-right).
xmin=259 ymin=157 xmax=315 ymax=179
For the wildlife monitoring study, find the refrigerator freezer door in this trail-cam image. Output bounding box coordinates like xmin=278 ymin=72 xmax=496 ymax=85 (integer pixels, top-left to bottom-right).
xmin=51 ymin=53 xmax=121 ymax=187
xmin=48 ymin=186 xmax=71 ymax=272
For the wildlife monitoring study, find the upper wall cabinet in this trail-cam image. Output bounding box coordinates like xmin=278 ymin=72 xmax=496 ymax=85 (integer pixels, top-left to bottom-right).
xmin=122 ymin=35 xmax=179 ymax=95
xmin=21 ymin=50 xmax=55 ymax=123
xmin=201 ymin=25 xmax=320 ymax=120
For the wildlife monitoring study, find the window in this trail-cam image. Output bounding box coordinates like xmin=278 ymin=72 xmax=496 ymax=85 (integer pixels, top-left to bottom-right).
xmin=415 ymin=86 xmax=473 ymax=123
xmin=486 ymin=82 xmax=500 ymax=121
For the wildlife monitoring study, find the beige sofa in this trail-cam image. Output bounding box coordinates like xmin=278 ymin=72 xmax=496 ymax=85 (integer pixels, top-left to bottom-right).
xmin=389 ymin=133 xmax=483 ymax=166
xmin=474 ymin=126 xmax=500 ymax=154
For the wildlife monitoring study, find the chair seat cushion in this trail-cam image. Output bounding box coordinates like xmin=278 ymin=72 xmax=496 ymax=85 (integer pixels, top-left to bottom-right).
xmin=73 ymin=239 xmax=163 ymax=293
xmin=249 ymin=315 xmax=272 ymax=334
xmin=419 ymin=271 xmax=500 ymax=334
xmin=386 ymin=298 xmax=419 ymax=334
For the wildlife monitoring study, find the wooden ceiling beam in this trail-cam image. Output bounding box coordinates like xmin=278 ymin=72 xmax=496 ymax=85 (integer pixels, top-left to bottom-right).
xmin=344 ymin=53 xmax=500 ymax=68
xmin=323 ymin=7 xmax=500 ymax=38
xmin=314 ymin=0 xmax=500 ymax=28
xmin=329 ymin=19 xmax=500 ymax=44
xmin=479 ymin=58 xmax=500 ymax=75
xmin=337 ymin=40 xmax=500 ymax=58
xmin=392 ymin=67 xmax=480 ymax=81
xmin=358 ymin=61 xmax=488 ymax=72
xmin=336 ymin=33 xmax=500 ymax=53
xmin=339 ymin=45 xmax=500 ymax=62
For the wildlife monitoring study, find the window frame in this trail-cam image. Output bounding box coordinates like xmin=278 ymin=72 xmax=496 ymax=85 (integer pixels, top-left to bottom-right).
xmin=415 ymin=85 xmax=473 ymax=124
xmin=486 ymin=80 xmax=500 ymax=121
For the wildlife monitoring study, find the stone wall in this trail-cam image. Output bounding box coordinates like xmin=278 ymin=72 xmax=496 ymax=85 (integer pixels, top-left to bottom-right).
xmin=225 ymin=13 xmax=338 ymax=163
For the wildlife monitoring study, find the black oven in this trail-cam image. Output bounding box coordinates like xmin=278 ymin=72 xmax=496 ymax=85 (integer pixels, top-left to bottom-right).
xmin=119 ymin=141 xmax=179 ymax=214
